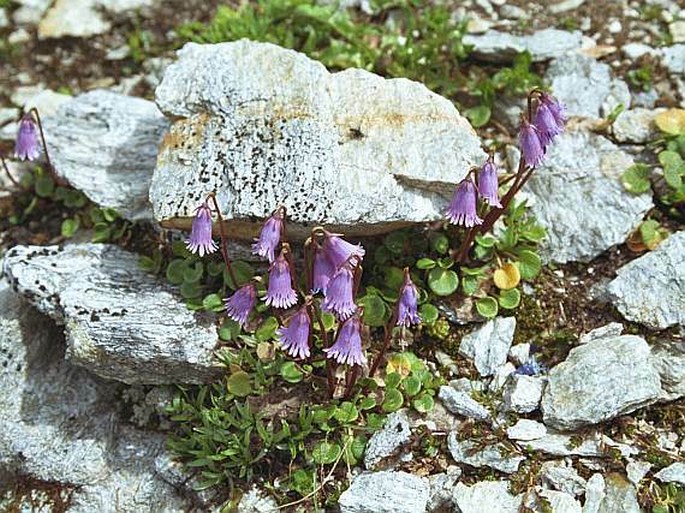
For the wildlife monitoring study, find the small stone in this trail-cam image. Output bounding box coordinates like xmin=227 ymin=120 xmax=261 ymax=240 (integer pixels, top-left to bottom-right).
xmin=8 ymin=28 xmax=31 ymax=45
xmin=613 ymin=108 xmax=665 ymax=143
xmin=651 ymin=339 xmax=685 ymax=400
xmin=598 ymin=474 xmax=641 ymax=513
xmin=438 ymin=386 xmax=491 ymax=421
xmin=622 ymin=43 xmax=656 ymax=60
xmin=607 ymin=20 xmax=622 ymax=34
xmin=539 ymin=490 xmax=582 ymax=513
xmin=508 ymin=343 xmax=530 ymax=365
xmin=583 ymin=473 xmax=605 ymax=513
xmin=499 ymin=5 xmax=527 ymax=19
xmin=490 ymin=362 xmax=516 ymax=392
xmin=506 ymin=419 xmax=547 ymax=441
xmin=463 ymin=29 xmax=585 ymax=63
xmin=654 ymin=462 xmax=685 ymax=485
xmin=625 ymin=460 xmax=652 ymax=486
xmin=540 ymin=461 xmax=587 ymax=497
xmin=670 ymin=21 xmax=685 ymax=44
xmin=607 ymin=231 xmax=685 ymax=330
xmin=237 ymin=487 xmax=279 ymax=513
xmin=364 ymin=411 xmax=412 ymax=469
xmin=502 ymin=375 xmax=545 ymax=413
xmin=338 ymin=471 xmax=429 ymax=513
xmin=662 ymin=44 xmax=685 ymax=75
xmin=447 ymin=433 xmax=525 ymax=474
xmin=524 ymin=129 xmax=652 ymax=264
xmin=0 ymin=9 xmax=9 ymax=28
xmin=452 ymin=481 xmax=522 ymax=513
xmin=578 ymin=323 xmax=624 ymax=345
xmin=12 ymin=0 xmax=51 ymax=24
xmin=427 ymin=467 xmax=462 ymax=512
xmin=549 ymin=0 xmax=586 ymax=14
xmin=519 ymin=432 xmax=603 ymax=458
xmin=459 ymin=317 xmax=516 ymax=377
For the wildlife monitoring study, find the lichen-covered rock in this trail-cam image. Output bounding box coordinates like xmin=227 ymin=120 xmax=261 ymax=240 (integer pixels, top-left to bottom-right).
xmin=338 ymin=471 xmax=429 ymax=513
xmin=452 ymin=481 xmax=522 ymax=513
xmin=541 ymin=334 xmax=661 ymax=430
xmin=463 ymin=29 xmax=585 ymax=63
xmin=447 ymin=433 xmax=525 ymax=474
xmin=2 ymin=244 xmax=221 ymax=385
xmin=458 ymin=317 xmax=516 ymax=377
xmin=43 ymin=90 xmax=169 ymax=221
xmin=524 ymin=129 xmax=652 ymax=263
xmin=150 ymin=40 xmax=485 ymax=239
xmin=0 ymin=279 xmax=191 ymax=512
xmin=606 ymin=231 xmax=685 ymax=330
xmin=364 ymin=411 xmax=412 ymax=469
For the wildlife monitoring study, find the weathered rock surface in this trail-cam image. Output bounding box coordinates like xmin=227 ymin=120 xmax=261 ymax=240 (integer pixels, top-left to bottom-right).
xmin=625 ymin=460 xmax=652 ymax=486
xmin=654 ymin=462 xmax=685 ymax=485
xmin=651 ymin=339 xmax=685 ymax=401
xmin=364 ymin=411 xmax=412 ymax=469
xmin=613 ymin=108 xmax=665 ymax=143
xmin=0 ymin=279 xmax=191 ymax=512
xmin=502 ymin=375 xmax=545 ymax=413
xmin=662 ymin=44 xmax=685 ymax=75
xmin=524 ymin=129 xmax=653 ymax=263
xmin=2 ymin=244 xmax=222 ymax=385
xmin=545 ymin=53 xmax=630 ymax=120
xmin=43 ymin=90 xmax=169 ymax=221
xmin=463 ymin=29 xmax=585 ymax=63
xmin=447 ymin=433 xmax=525 ymax=474
xmin=518 ymin=432 xmax=611 ymax=458
xmin=597 ymin=474 xmax=641 ymax=513
xmin=541 ymin=334 xmax=661 ymax=430
xmin=606 ymin=231 xmax=685 ymax=330
xmin=458 ymin=317 xmax=516 ymax=377
xmin=583 ymin=473 xmax=606 ymax=513
xmin=150 ymin=40 xmax=485 ymax=238
xmin=338 ymin=471 xmax=429 ymax=513
xmin=427 ymin=467 xmax=462 ymax=512
xmin=438 ymin=385 xmax=491 ymax=421
xmin=540 ymin=461 xmax=587 ymax=497
xmin=506 ymin=419 xmax=547 ymax=441
xmin=452 ymin=481 xmax=522 ymax=513
xmin=540 ymin=490 xmax=582 ymax=513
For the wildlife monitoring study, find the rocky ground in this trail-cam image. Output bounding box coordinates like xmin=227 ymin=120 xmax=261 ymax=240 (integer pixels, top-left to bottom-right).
xmin=0 ymin=0 xmax=684 ymax=512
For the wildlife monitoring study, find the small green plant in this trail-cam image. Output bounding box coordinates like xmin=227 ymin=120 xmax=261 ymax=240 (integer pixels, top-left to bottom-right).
xmin=648 ymin=482 xmax=685 ymax=513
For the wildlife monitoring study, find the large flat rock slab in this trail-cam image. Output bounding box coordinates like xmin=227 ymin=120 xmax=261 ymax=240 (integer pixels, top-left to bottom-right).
xmin=2 ymin=244 xmax=221 ymax=385
xmin=150 ymin=40 xmax=485 ymax=238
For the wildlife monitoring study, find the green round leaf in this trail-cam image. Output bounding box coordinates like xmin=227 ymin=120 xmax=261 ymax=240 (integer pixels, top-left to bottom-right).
xmin=384 ymin=371 xmax=403 ymax=389
xmin=428 ymin=268 xmax=459 ymax=296
xmin=60 ymin=218 xmax=79 ymax=238
xmin=416 ymin=258 xmax=437 ymax=270
xmin=419 ymin=303 xmax=438 ymax=324
xmin=34 ymin=175 xmax=55 ymax=198
xmin=382 ymin=388 xmax=404 ymax=412
xmin=358 ymin=396 xmax=377 ymax=410
xmin=256 ymin=316 xmax=279 ymax=341
xmin=321 ymin=312 xmax=336 ymax=331
xmin=402 ymin=376 xmax=422 ymax=397
xmin=312 ymin=407 xmax=336 ymax=425
xmin=166 ymin=259 xmax=187 ymax=285
xmin=183 ymin=262 xmax=204 ymax=283
xmin=280 ymin=361 xmax=304 ymax=383
xmin=465 ymin=104 xmax=491 ymax=128
xmin=312 ymin=441 xmax=341 ymax=465
xmin=333 ymin=401 xmax=359 ymax=423
xmin=358 ymin=294 xmax=388 ymax=327
xmin=202 ymin=293 xmax=224 ymax=311
xmin=430 ymin=233 xmax=450 ymax=254
xmin=498 ymin=288 xmax=521 ymax=310
xmin=412 ymin=393 xmax=435 ymax=413
xmin=475 ymin=234 xmax=496 ymax=248
xmin=180 ymin=281 xmax=202 ymax=299
xmin=462 ymin=275 xmax=479 ymax=296
xmin=383 ymin=230 xmax=407 ymax=254
xmin=227 ymin=371 xmax=252 ymax=397
xmin=384 ymin=266 xmax=405 ymax=294
xmin=517 ymin=250 xmax=541 ymax=280
xmin=476 ymin=296 xmax=498 ymax=319
xmin=621 ymin=164 xmax=651 ymax=194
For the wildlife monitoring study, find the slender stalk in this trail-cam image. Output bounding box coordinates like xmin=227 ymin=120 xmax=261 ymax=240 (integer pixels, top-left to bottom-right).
xmin=0 ymin=155 xmax=21 ymax=189
xmin=311 ymin=303 xmax=335 ymax=398
xmin=206 ymin=192 xmax=239 ymax=288
xmin=343 ymin=364 xmax=360 ymax=399
xmin=368 ymin=307 xmax=399 ymax=378
xmin=29 ymin=107 xmax=65 ymax=186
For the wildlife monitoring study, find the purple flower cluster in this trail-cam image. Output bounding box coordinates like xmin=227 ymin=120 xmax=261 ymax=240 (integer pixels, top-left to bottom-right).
xmin=397 ymin=269 xmax=421 ymax=327
xmin=324 ymin=312 xmax=366 ymax=366
xmin=185 ymin=202 xmax=218 ymax=257
xmin=519 ymin=92 xmax=566 ymax=169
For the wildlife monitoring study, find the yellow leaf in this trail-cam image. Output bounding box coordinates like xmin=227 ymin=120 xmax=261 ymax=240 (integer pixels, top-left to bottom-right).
xmin=386 ymin=353 xmax=412 ymax=377
xmin=256 ymin=342 xmax=274 ymax=361
xmin=655 ymin=109 xmax=685 ymax=136
xmin=493 ymin=263 xmax=521 ymax=290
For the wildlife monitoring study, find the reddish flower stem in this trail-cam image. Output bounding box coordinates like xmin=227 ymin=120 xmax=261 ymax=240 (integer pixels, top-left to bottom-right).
xmin=0 ymin=155 xmax=21 ymax=189
xmin=29 ymin=107 xmax=66 ymax=187
xmin=206 ymin=193 xmax=239 ymax=289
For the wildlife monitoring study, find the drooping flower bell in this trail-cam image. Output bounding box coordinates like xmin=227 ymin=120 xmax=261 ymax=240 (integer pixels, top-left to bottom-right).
xmin=533 ymin=95 xmax=565 ymax=146
xmin=14 ymin=113 xmax=41 ymax=161
xmin=396 ymin=269 xmax=421 ymax=327
xmin=312 ymin=246 xmax=335 ymax=294
xmin=539 ymin=92 xmax=567 ymax=130
xmin=264 ymin=253 xmax=298 ymax=309
xmin=277 ymin=306 xmax=311 ymax=359
xmin=477 ymin=157 xmax=501 ymax=208
xmin=321 ymin=264 xmax=357 ymax=320
xmin=186 ymin=202 xmax=218 ymax=256
xmin=252 ymin=209 xmax=284 ymax=263
xmin=324 ymin=312 xmax=366 ymax=366
xmin=446 ymin=177 xmax=482 ymax=227
xmin=321 ymin=230 xmax=365 ymax=269
xmin=225 ymin=282 xmax=257 ymax=327
xmin=518 ymin=118 xmax=545 ymax=168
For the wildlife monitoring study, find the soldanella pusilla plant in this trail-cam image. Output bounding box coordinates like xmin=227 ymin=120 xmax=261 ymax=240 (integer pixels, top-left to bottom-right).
xmin=182 ymin=88 xmax=566 ymax=397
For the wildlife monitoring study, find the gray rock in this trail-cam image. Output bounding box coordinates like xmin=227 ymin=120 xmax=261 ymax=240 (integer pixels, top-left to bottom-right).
xmin=597 ymin=474 xmax=641 ymax=513
xmin=578 ymin=323 xmax=623 ymax=345
xmin=670 ymin=21 xmax=685 ymax=44
xmin=540 ymin=461 xmax=587 ymax=497
xmin=364 ymin=411 xmax=412 ymax=469
xmin=2 ymin=244 xmax=222 ymax=385
xmin=438 ymin=385 xmax=491 ymax=421
xmin=427 ymin=467 xmax=462 ymax=512
xmin=508 ymin=343 xmax=530 ymax=366
xmin=447 ymin=433 xmax=525 ymax=474
xmin=524 ymin=129 xmax=652 ymax=263
xmin=583 ymin=474 xmax=605 ymax=513
xmin=613 ymin=108 xmax=665 ymax=143
xmin=459 ymin=317 xmax=516 ymax=377
xmin=12 ymin=0 xmax=51 ymax=24
xmin=22 ymin=89 xmax=71 ymax=116
xmin=237 ymin=487 xmax=280 ymax=513
xmin=452 ymin=481 xmax=522 ymax=513
xmin=338 ymin=471 xmax=429 ymax=513
xmin=606 ymin=231 xmax=685 ymax=330
xmin=151 ymin=40 xmax=485 ymax=239
xmin=490 ymin=362 xmax=516 ymax=392
xmin=463 ymin=29 xmax=585 ymax=63
xmin=651 ymin=339 xmax=685 ymax=400
xmin=546 ymin=53 xmax=630 ymax=120
xmin=519 ymin=433 xmax=604 ymax=458
xmin=506 ymin=419 xmax=547 ymax=441
xmin=654 ymin=462 xmax=685 ymax=485
xmin=43 ymin=90 xmax=169 ymax=221
xmin=539 ymin=490 xmax=582 ymax=513
xmin=502 ymin=375 xmax=545 ymax=413
xmin=662 ymin=44 xmax=685 ymax=75
xmin=549 ymin=0 xmax=586 ymax=13
xmin=625 ymin=460 xmax=652 ymax=486
xmin=542 ymin=334 xmax=661 ymax=430
xmin=0 ymin=279 xmax=190 ymax=512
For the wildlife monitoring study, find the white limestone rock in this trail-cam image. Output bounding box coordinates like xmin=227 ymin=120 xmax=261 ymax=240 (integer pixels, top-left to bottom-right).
xmin=540 ymin=490 xmax=582 ymax=513
xmin=150 ymin=41 xmax=485 ymax=239
xmin=338 ymin=471 xmax=429 ymax=513
xmin=43 ymin=90 xmax=169 ymax=221
xmin=654 ymin=462 xmax=685 ymax=485
xmin=463 ymin=29 xmax=585 ymax=63
xmin=458 ymin=317 xmax=516 ymax=377
xmin=606 ymin=231 xmax=685 ymax=330
xmin=613 ymin=108 xmax=666 ymax=143
xmin=364 ymin=411 xmax=412 ymax=469
xmin=597 ymin=474 xmax=641 ymax=513
xmin=540 ymin=461 xmax=587 ymax=497
xmin=438 ymin=385 xmax=491 ymax=421
xmin=502 ymin=375 xmax=545 ymax=413
xmin=651 ymin=339 xmax=685 ymax=401
xmin=447 ymin=433 xmax=525 ymax=474
xmin=506 ymin=419 xmax=547 ymax=441
xmin=452 ymin=481 xmax=522 ymax=513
